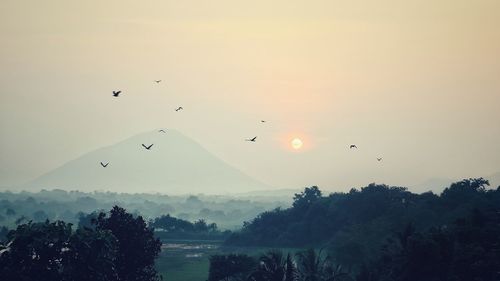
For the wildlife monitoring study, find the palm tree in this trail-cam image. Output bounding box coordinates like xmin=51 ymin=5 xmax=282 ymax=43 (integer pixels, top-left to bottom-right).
xmin=285 ymin=253 xmax=298 ymax=281
xmin=249 ymin=250 xmax=286 ymax=281
xmin=322 ymin=260 xmax=349 ymax=281
xmin=295 ymin=248 xmax=349 ymax=281
xmin=295 ymin=249 xmax=323 ymax=281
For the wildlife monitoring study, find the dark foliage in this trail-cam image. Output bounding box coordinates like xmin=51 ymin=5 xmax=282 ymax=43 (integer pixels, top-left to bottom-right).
xmin=62 ymin=227 xmax=119 ymax=281
xmin=223 ymin=178 xmax=500 ymax=280
xmin=0 ymin=206 xmax=162 ymax=281
xmin=150 ymin=214 xmax=218 ymax=233
xmin=150 ymin=214 xmax=230 ymax=240
xmin=208 ymin=249 xmax=350 ymax=281
xmin=227 ymin=179 xmax=499 ymax=264
xmin=0 ymin=220 xmax=73 ymax=281
xmin=95 ymin=206 xmax=162 ymax=281
xmin=208 ymin=254 xmax=258 ymax=281
xmin=359 ymin=208 xmax=500 ymax=281
xmin=212 ymin=207 xmax=500 ymax=281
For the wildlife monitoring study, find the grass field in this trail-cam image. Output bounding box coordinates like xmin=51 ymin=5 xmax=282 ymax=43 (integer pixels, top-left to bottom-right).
xmin=156 ymin=240 xmax=218 ymax=281
xmin=156 ymin=240 xmax=302 ymax=281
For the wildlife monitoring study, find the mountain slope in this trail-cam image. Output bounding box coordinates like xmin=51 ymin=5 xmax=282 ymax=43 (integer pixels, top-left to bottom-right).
xmin=27 ymin=130 xmax=269 ymax=194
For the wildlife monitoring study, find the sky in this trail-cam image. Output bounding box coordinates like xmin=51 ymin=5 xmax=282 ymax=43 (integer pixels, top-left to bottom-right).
xmin=1 ymin=0 xmax=499 ymax=193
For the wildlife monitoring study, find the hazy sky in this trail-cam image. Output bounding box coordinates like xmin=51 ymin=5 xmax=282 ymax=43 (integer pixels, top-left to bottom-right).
xmin=1 ymin=0 xmax=499 ymax=192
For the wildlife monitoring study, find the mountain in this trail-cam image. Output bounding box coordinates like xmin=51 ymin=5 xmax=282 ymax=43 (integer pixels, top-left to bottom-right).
xmin=26 ymin=130 xmax=269 ymax=194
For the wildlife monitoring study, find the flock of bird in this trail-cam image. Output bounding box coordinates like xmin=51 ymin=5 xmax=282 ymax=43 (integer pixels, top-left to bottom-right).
xmin=102 ymin=81 xmax=196 ymax=168
xmin=101 ymin=80 xmax=382 ymax=168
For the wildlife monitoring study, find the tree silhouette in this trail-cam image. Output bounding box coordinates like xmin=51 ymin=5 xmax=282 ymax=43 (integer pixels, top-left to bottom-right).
xmin=62 ymin=227 xmax=119 ymax=281
xmin=295 ymin=249 xmax=323 ymax=281
xmin=285 ymin=253 xmax=299 ymax=281
xmin=0 ymin=207 xmax=163 ymax=281
xmin=249 ymin=250 xmax=287 ymax=281
xmin=0 ymin=220 xmax=72 ymax=281
xmin=293 ymin=186 xmax=322 ymax=209
xmin=94 ymin=206 xmax=162 ymax=281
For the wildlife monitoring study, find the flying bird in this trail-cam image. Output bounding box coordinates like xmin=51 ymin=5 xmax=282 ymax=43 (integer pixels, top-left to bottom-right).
xmin=350 ymin=144 xmax=357 ymax=149
xmin=261 ymin=120 xmax=266 ymax=123
xmin=112 ymin=91 xmax=121 ymax=97
xmin=142 ymin=144 xmax=154 ymax=150
xmin=100 ymin=162 xmax=109 ymax=168
xmin=377 ymin=158 xmax=383 ymax=161
xmin=158 ymin=129 xmax=166 ymax=133
xmin=246 ymin=136 xmax=257 ymax=142
xmin=175 ymin=107 xmax=183 ymax=112
xmin=154 ymin=80 xmax=161 ymax=83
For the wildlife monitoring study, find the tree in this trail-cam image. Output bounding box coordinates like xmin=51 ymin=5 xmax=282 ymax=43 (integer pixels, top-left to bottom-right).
xmin=0 ymin=207 xmax=163 ymax=281
xmin=94 ymin=206 xmax=162 ymax=281
xmin=293 ymin=186 xmax=322 ymax=209
xmin=295 ymin=249 xmax=350 ymax=281
xmin=441 ymin=178 xmax=489 ymax=203
xmin=194 ymin=219 xmax=209 ymax=232
xmin=0 ymin=220 xmax=73 ymax=281
xmin=295 ymin=249 xmax=323 ymax=281
xmin=62 ymin=227 xmax=119 ymax=281
xmin=249 ymin=250 xmax=286 ymax=281
xmin=368 ymin=209 xmax=500 ymax=281
xmin=285 ymin=253 xmax=298 ymax=281
xmin=150 ymin=214 xmax=194 ymax=232
xmin=77 ymin=211 xmax=99 ymax=229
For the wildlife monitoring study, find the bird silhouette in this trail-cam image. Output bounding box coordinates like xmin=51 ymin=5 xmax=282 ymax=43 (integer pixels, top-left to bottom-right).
xmin=350 ymin=144 xmax=357 ymax=149
xmin=112 ymin=90 xmax=121 ymax=97
xmin=261 ymin=120 xmax=266 ymax=123
xmin=175 ymin=107 xmax=183 ymax=112
xmin=246 ymin=136 xmax=257 ymax=142
xmin=154 ymin=80 xmax=161 ymax=83
xmin=142 ymin=143 xmax=154 ymax=150
xmin=100 ymin=162 xmax=109 ymax=168
xmin=377 ymin=158 xmax=383 ymax=161
xmin=158 ymin=129 xmax=166 ymax=133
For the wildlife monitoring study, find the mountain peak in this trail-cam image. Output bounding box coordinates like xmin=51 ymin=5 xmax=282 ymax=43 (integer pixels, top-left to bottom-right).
xmin=27 ymin=129 xmax=269 ymax=194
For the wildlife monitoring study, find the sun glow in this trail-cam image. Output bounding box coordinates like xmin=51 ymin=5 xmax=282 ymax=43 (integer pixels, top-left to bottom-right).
xmin=291 ymin=138 xmax=303 ymax=150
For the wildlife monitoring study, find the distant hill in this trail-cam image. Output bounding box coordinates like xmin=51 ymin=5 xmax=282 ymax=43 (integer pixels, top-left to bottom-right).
xmin=26 ymin=130 xmax=269 ymax=194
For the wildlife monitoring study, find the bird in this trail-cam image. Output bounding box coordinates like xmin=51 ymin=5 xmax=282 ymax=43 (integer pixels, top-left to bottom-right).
xmin=350 ymin=144 xmax=357 ymax=149
xmin=112 ymin=90 xmax=121 ymax=97
xmin=154 ymin=80 xmax=161 ymax=83
xmin=175 ymin=107 xmax=183 ymax=112
xmin=158 ymin=129 xmax=166 ymax=133
xmin=142 ymin=144 xmax=154 ymax=150
xmin=246 ymin=136 xmax=257 ymax=142
xmin=261 ymin=120 xmax=266 ymax=123
xmin=100 ymin=162 xmax=109 ymax=168
xmin=377 ymin=158 xmax=383 ymax=161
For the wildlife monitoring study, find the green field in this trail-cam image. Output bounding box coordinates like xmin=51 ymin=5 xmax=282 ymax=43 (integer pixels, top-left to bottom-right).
xmin=156 ymin=240 xmax=301 ymax=281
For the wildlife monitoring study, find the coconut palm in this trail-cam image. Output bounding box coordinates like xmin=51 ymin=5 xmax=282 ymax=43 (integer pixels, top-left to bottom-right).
xmin=249 ymin=250 xmax=286 ymax=281
xmin=295 ymin=249 xmax=324 ymax=281
xmin=285 ymin=253 xmax=298 ymax=281
xmin=295 ymin=248 xmax=349 ymax=281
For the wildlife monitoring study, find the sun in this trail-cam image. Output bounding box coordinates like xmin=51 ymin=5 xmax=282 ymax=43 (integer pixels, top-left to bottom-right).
xmin=291 ymin=138 xmax=303 ymax=150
